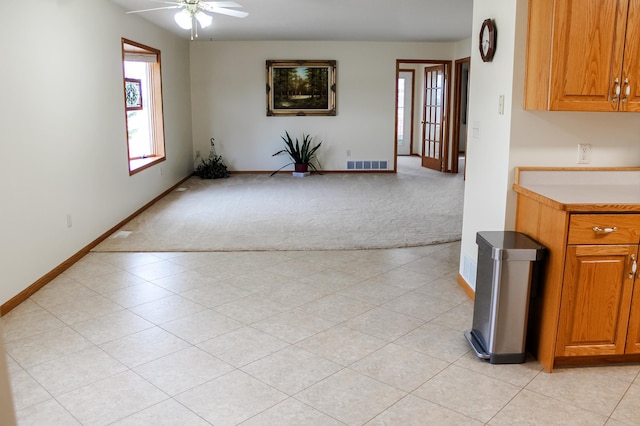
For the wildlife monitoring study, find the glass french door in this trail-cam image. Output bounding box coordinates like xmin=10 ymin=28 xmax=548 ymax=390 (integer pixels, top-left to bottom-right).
xmin=421 ymin=64 xmax=446 ymax=171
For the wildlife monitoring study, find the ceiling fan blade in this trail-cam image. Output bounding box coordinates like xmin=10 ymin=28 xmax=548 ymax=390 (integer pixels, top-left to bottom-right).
xmin=145 ymin=0 xmax=185 ymax=5
xmin=200 ymin=5 xmax=249 ymax=18
xmin=126 ymin=5 xmax=182 ymax=13
xmin=202 ymin=1 xmax=243 ymax=8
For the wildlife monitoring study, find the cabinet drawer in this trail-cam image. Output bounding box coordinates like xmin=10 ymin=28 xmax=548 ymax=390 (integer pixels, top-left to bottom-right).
xmin=568 ymin=214 xmax=640 ymax=245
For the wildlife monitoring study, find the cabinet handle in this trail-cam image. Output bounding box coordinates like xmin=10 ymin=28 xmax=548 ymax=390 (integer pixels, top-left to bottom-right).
xmin=622 ymin=78 xmax=631 ymax=103
xmin=611 ymin=78 xmax=621 ymax=103
xmin=592 ymin=226 xmax=618 ymax=233
xmin=630 ymin=254 xmax=637 ymax=279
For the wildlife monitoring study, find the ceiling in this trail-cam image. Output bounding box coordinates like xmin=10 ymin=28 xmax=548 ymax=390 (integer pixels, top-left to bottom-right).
xmin=110 ymin=0 xmax=474 ymax=42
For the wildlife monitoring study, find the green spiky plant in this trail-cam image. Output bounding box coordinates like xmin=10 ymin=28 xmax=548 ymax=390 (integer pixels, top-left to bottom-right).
xmin=271 ymin=131 xmax=322 ymax=176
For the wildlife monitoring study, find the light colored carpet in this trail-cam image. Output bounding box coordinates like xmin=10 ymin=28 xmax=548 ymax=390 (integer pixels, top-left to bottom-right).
xmin=93 ymin=157 xmax=464 ymax=252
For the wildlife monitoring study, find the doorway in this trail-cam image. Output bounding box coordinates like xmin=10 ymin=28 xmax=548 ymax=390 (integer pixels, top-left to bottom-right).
xmin=395 ymin=60 xmax=452 ymax=173
xmin=452 ymin=57 xmax=470 ymax=176
xmin=397 ymin=70 xmax=415 ymax=156
xmin=421 ymin=64 xmax=446 ymax=171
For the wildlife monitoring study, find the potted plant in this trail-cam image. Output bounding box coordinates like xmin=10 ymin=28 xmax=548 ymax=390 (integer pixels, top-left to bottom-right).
xmin=194 ymin=138 xmax=230 ymax=179
xmin=271 ymin=131 xmax=322 ymax=176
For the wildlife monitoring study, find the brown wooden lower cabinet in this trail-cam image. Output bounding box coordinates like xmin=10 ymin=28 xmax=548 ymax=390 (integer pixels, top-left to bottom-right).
xmin=515 ymin=194 xmax=640 ymax=372
xmin=627 ymin=284 xmax=640 ymax=354
xmin=556 ymin=244 xmax=637 ymax=357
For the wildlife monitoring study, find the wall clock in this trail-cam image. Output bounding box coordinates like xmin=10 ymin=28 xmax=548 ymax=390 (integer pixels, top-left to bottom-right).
xmin=479 ymin=19 xmax=496 ymax=62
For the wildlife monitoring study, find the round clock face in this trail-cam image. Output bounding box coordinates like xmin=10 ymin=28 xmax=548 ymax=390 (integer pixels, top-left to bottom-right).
xmin=482 ymin=27 xmax=490 ymax=51
xmin=479 ymin=19 xmax=496 ymax=62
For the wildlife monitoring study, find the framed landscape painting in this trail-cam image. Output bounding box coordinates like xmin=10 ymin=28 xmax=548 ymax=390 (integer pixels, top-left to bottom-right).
xmin=266 ymin=60 xmax=336 ymax=116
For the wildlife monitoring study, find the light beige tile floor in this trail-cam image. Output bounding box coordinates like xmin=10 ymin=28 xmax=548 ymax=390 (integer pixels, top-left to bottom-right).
xmin=3 ymin=242 xmax=640 ymax=425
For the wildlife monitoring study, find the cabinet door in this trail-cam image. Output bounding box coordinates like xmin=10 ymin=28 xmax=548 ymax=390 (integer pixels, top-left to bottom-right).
xmin=549 ymin=0 xmax=629 ymax=111
xmin=556 ymin=244 xmax=636 ymax=357
xmin=626 ymin=279 xmax=640 ymax=353
xmin=621 ymin=0 xmax=640 ymax=111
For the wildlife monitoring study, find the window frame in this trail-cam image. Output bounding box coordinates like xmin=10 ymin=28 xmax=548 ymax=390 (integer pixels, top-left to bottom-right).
xmin=121 ymin=38 xmax=166 ymax=175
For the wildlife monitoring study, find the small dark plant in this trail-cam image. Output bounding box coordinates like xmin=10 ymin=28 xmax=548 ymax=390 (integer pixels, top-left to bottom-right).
xmin=194 ymin=138 xmax=230 ymax=179
xmin=194 ymin=156 xmax=230 ymax=179
xmin=271 ymin=131 xmax=322 ymax=176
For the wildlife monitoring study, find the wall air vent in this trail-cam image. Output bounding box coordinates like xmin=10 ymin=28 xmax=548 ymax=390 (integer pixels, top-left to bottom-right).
xmin=463 ymin=255 xmax=477 ymax=288
xmin=347 ymin=160 xmax=388 ymax=170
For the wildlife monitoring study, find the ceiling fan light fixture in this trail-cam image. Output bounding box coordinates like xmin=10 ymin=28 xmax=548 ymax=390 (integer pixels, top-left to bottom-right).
xmin=174 ymin=10 xmax=193 ymax=30
xmin=127 ymin=1 xmax=248 ymax=40
xmin=195 ymin=11 xmax=213 ymax=28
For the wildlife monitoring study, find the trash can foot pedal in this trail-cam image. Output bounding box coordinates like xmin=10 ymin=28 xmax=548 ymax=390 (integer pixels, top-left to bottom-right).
xmin=464 ymin=330 xmax=490 ymax=360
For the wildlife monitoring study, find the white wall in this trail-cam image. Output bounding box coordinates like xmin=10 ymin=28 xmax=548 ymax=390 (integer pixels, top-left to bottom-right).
xmin=0 ymin=0 xmax=193 ymax=307
xmin=459 ymin=0 xmax=517 ymax=286
xmin=189 ymin=41 xmax=462 ymax=172
xmin=459 ymin=0 xmax=640 ymax=289
xmin=453 ymin=38 xmax=472 ymax=61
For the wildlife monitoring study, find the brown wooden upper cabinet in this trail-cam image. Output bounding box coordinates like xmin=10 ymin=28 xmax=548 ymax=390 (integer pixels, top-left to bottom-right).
xmin=524 ymin=0 xmax=640 ymax=111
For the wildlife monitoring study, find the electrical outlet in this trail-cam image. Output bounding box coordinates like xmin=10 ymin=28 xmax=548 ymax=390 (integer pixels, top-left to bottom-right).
xmin=577 ymin=144 xmax=591 ymax=164
xmin=347 ymin=149 xmax=351 ymax=157
xmin=195 ymin=150 xmax=201 ymax=158
xmin=66 ymin=214 xmax=72 ymax=228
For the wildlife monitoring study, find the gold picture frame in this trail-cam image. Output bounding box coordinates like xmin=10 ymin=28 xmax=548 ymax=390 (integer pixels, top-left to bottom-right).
xmin=266 ymin=60 xmax=336 ymax=116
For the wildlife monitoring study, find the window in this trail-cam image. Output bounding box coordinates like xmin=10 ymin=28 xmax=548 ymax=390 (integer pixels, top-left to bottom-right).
xmin=121 ymin=39 xmax=166 ymax=174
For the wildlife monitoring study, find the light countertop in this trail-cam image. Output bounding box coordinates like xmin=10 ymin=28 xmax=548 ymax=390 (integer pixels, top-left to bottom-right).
xmin=513 ymin=168 xmax=640 ymax=212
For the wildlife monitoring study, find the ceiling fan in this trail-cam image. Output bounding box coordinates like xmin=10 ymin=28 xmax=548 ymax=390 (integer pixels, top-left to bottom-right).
xmin=126 ymin=0 xmax=249 ymax=39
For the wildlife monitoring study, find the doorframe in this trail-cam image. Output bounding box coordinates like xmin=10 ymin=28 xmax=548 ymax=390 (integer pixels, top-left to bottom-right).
xmin=394 ymin=59 xmax=452 ymax=172
xmin=452 ymin=57 xmax=470 ymax=175
xmin=397 ymin=69 xmax=416 ymax=156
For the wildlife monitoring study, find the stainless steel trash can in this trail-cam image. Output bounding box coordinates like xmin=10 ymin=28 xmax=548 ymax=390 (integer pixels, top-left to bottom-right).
xmin=464 ymin=231 xmax=545 ymax=364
